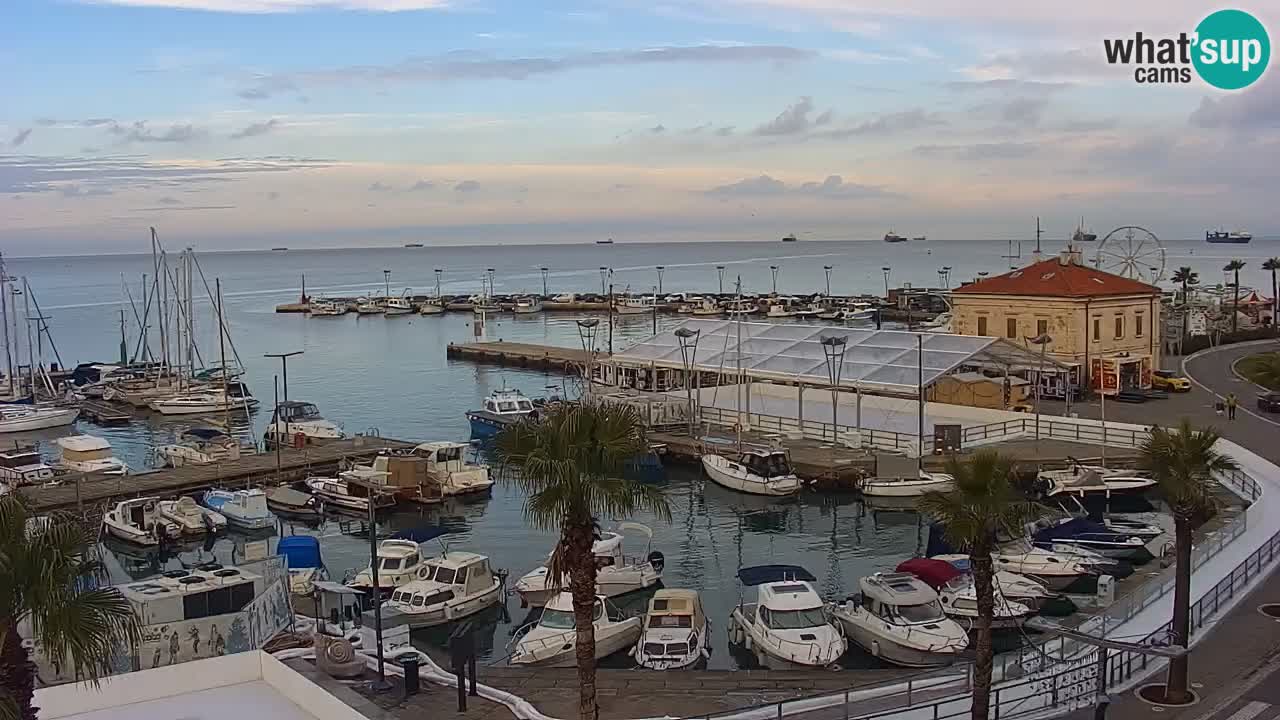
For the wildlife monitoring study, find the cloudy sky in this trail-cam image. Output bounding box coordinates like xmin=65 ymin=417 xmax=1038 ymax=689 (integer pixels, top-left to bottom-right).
xmin=3 ymin=0 xmax=1277 ymax=254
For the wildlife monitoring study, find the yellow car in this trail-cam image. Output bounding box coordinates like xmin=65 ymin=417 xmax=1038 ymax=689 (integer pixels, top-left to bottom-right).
xmin=1152 ymin=370 xmax=1192 ymax=392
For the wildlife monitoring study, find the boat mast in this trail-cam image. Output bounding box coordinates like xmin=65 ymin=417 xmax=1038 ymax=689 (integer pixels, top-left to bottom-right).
xmin=917 ymin=333 xmax=925 ymax=471
xmin=23 ymin=278 xmax=34 ymax=400
xmin=186 ymin=249 xmax=195 ymax=379
xmin=0 ymin=253 xmax=11 ymax=394
xmin=218 ymin=278 xmax=230 ymax=428
xmin=735 ymin=276 xmax=743 ymax=450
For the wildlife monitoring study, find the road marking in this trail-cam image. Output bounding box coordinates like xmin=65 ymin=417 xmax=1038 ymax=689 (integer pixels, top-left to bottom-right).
xmin=1222 ymin=701 xmax=1271 ymax=720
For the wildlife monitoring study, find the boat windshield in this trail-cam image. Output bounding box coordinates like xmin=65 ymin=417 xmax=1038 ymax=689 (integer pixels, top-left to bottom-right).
xmin=765 ymin=607 xmax=827 ymax=630
xmin=432 ymin=566 xmax=457 ymax=584
xmin=289 ymin=404 xmax=322 ymax=420
xmin=896 ymin=601 xmax=947 ymax=624
xmin=497 ymin=401 xmax=518 ymax=412
xmin=517 ymin=400 xmax=534 ymax=411
xmin=649 ymin=615 xmax=692 ymax=629
xmin=539 ymin=609 xmax=575 ymax=629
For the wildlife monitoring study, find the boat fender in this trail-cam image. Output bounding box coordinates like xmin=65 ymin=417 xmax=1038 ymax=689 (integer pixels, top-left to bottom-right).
xmin=871 ymin=639 xmax=880 ymax=657
xmin=293 ymin=432 xmax=307 ymax=449
xmin=647 ymin=550 xmax=665 ymax=572
xmin=743 ymin=633 xmax=752 ymax=651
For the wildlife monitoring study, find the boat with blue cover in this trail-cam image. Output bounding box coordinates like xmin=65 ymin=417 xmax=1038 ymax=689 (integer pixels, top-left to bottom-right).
xmin=279 ymin=536 xmax=328 ymax=595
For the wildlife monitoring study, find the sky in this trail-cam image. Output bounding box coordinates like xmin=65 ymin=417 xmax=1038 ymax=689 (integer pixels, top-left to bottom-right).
xmin=2 ymin=0 xmax=1278 ymax=254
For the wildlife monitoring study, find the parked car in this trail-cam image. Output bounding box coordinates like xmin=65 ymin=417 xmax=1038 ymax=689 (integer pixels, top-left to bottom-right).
xmin=1152 ymin=370 xmax=1192 ymax=393
xmin=1114 ymin=388 xmax=1149 ymax=403
xmin=1258 ymin=392 xmax=1280 ymax=413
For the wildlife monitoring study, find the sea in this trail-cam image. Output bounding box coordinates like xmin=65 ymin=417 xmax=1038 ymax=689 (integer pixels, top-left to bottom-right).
xmin=4 ymin=236 xmax=1271 ymax=668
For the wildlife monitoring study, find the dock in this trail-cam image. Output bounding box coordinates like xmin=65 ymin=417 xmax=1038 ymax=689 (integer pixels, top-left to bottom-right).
xmin=446 ymin=341 xmax=593 ymax=373
xmin=20 ymin=436 xmax=416 ymax=514
xmin=79 ymin=400 xmax=132 ymax=425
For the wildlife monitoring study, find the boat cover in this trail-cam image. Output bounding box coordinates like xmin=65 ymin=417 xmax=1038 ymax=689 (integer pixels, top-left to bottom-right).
xmin=896 ymin=558 xmax=961 ymax=589
xmin=1033 ymin=518 xmax=1128 ymax=543
xmin=391 ymin=525 xmax=449 ymax=543
xmin=185 ymin=427 xmax=229 ymax=441
xmin=737 ymin=564 xmax=816 ymax=585
xmin=278 ymin=536 xmax=323 ymax=570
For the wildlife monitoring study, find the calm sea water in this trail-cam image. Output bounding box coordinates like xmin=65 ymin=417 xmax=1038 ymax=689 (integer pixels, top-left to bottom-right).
xmin=3 ymin=237 xmax=1266 ymax=667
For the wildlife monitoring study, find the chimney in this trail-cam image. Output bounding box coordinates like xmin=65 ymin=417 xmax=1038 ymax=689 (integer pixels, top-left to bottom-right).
xmin=1059 ymin=247 xmax=1082 ymax=266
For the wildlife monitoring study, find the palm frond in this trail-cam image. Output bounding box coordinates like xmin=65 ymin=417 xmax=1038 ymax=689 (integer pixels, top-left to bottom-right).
xmin=1139 ymin=418 xmax=1239 ymax=517
xmin=917 ymin=450 xmax=1044 ymax=553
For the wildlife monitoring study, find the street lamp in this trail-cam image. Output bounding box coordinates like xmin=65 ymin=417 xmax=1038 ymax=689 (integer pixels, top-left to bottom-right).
xmin=382 ymin=269 xmax=391 ymax=299
xmin=674 ymin=327 xmax=701 ymax=435
xmin=823 ymin=265 xmax=833 ymax=296
xmin=942 ymin=266 xmax=952 ymax=289
xmin=820 ymin=335 xmax=848 ymax=441
xmin=656 ymin=266 xmax=665 ymax=295
xmin=434 ymin=268 xmax=443 ymax=298
xmin=576 ymin=318 xmax=600 ymax=393
xmin=716 ymin=265 xmax=725 ymax=295
xmin=769 ymin=265 xmax=779 ymax=295
xmin=540 ymin=266 xmax=549 ymax=298
xmin=1026 ymin=333 xmax=1052 ymax=450
xmin=264 ymin=350 xmax=303 ymax=403
xmin=599 ymin=267 xmax=608 ymax=295
xmin=882 ymin=267 xmax=892 ymax=298
xmin=486 ymin=268 xmax=496 ymax=297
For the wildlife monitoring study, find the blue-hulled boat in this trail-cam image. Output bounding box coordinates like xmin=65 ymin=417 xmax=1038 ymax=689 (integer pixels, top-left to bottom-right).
xmin=278 ymin=535 xmax=328 ymax=595
xmin=466 ymin=388 xmax=536 ymax=439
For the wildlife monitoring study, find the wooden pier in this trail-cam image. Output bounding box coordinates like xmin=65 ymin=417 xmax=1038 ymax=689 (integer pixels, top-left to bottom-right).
xmin=446 ymin=341 xmax=593 ymax=373
xmin=79 ymin=400 xmax=132 ymax=425
xmin=20 ymin=436 xmax=417 ymax=514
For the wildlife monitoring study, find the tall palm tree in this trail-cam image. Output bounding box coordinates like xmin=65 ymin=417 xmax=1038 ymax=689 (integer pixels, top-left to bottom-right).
xmin=1223 ymin=260 xmax=1246 ymax=332
xmin=918 ymin=450 xmax=1043 ymax=720
xmin=1 ymin=497 xmax=140 ymax=720
xmin=495 ymin=401 xmax=670 ymax=720
xmin=1262 ymin=258 xmax=1280 ymax=334
xmin=1171 ymin=267 xmax=1199 ymax=347
xmin=1139 ymin=420 xmax=1239 ymax=704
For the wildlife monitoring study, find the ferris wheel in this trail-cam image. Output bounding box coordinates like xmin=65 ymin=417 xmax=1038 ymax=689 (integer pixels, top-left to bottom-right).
xmin=1092 ymin=226 xmax=1166 ymax=284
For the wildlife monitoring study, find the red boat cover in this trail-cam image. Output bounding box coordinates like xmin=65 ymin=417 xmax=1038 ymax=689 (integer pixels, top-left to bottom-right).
xmin=896 ymin=558 xmax=962 ymax=589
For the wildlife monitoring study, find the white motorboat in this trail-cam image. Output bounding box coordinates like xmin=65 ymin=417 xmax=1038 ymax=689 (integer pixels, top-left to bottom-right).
xmin=265 ymin=400 xmax=344 ymax=445
xmin=0 ymin=443 xmax=55 ymax=486
xmin=378 ymin=552 xmax=504 ymax=629
xmin=304 ymin=474 xmax=395 ymax=514
xmin=384 ymin=294 xmax=415 ymax=316
xmin=56 ymin=435 xmax=128 ymax=475
xmin=348 ymin=536 xmax=437 ymax=592
xmin=418 ymin=300 xmax=445 ymax=315
xmin=513 ymin=297 xmax=544 ymax=314
xmin=308 ymin=298 xmax=347 ymax=316
xmin=701 ymin=448 xmax=803 ymax=497
xmin=765 ymin=301 xmax=798 ymax=318
xmin=925 ymin=556 xmax=1056 ymax=611
xmin=830 ymin=573 xmax=968 ymax=668
xmin=414 ymin=441 xmax=494 ymax=496
xmin=1038 ymin=464 xmax=1157 ymax=498
xmin=726 ymin=565 xmax=846 ymax=669
xmin=858 ymin=470 xmax=955 ymax=498
xmin=510 ymin=592 xmax=642 ymax=667
xmin=102 ymin=497 xmax=180 ymax=546
xmin=151 ymin=427 xmax=249 ymax=468
xmin=988 ymin=540 xmax=1097 ymax=592
xmin=148 ymin=383 xmax=258 ymax=415
xmin=614 ymin=296 xmax=655 ymax=315
xmin=158 ymin=496 xmax=228 ymax=534
xmin=515 ymin=523 xmax=664 ymax=608
xmin=689 ymin=299 xmax=722 ymax=316
xmin=0 ymin=405 xmax=79 ymax=433
xmin=936 ymin=574 xmax=1033 ymax=630
xmin=466 ymin=388 xmax=536 ymax=439
xmin=355 ymin=297 xmax=384 ymax=314
xmin=201 ymin=488 xmax=273 ymax=530
xmin=633 ymin=589 xmax=711 ymax=670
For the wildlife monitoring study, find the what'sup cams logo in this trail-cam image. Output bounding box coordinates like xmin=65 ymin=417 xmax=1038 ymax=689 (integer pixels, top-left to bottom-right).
xmin=1104 ymin=9 xmax=1270 ymax=89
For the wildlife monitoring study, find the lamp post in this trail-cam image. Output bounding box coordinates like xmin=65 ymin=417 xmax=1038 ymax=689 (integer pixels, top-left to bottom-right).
xmin=434 ymin=268 xmax=443 ymax=299
xmin=486 ymin=268 xmax=496 ymax=297
xmin=599 ymin=267 xmax=608 ymax=295
xmin=882 ymin=267 xmax=892 ymax=298
xmin=264 ymin=350 xmax=303 ymax=403
xmin=576 ymin=318 xmax=600 ymax=395
xmin=382 ymin=269 xmax=391 ymax=300
xmin=675 ymin=327 xmax=701 ymax=435
xmin=823 ymin=265 xmax=833 ymax=296
xmin=716 ymin=265 xmax=725 ymax=295
xmin=540 ymin=266 xmax=549 ymax=298
xmin=1026 ymin=333 xmax=1052 ymax=450
xmin=367 ymin=492 xmax=389 ymax=690
xmin=770 ymin=265 xmax=779 ymax=295
xmin=656 ymin=266 xmax=665 ymax=296
xmin=820 ymin=335 xmax=848 ymax=441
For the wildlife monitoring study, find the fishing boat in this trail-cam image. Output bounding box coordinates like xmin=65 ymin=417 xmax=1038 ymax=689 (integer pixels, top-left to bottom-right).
xmin=148 ymin=382 xmax=258 ymax=415
xmin=414 ymin=441 xmax=494 ymax=496
xmin=347 ymin=534 xmax=438 ymax=593
xmin=614 ymin=296 xmax=655 ymax=315
xmin=384 ymin=294 xmax=415 ymax=316
xmin=465 ymin=388 xmax=536 ymax=439
xmin=724 ymin=299 xmax=758 ymax=316
xmin=151 ymin=427 xmax=248 ymax=468
xmin=200 ymin=488 xmax=273 ymax=530
xmin=510 ymin=592 xmax=642 ymax=667
xmin=830 ymin=572 xmax=968 ymax=667
xmin=912 ymin=235 xmax=927 ymax=242
xmin=0 ymin=405 xmax=79 ymax=433
xmin=726 ymin=565 xmax=846 ymax=669
xmin=304 ymin=474 xmax=395 ymax=514
xmin=157 ymin=496 xmax=227 ymax=535
xmin=895 ymin=560 xmax=1032 ymax=630
xmin=858 ymin=470 xmax=955 ymax=498
xmin=102 ymin=498 xmax=180 ymax=546
xmin=264 ymin=400 xmax=344 ymax=445
xmin=781 ymin=234 xmax=798 ymax=242
xmin=515 ymin=523 xmax=664 ymax=608
xmin=418 ymin=300 xmax=445 ymax=315
xmin=884 ymin=230 xmax=907 ymax=243
xmin=355 ymin=297 xmax=384 ymax=315
xmin=596 ymin=238 xmax=615 ymax=245
xmin=765 ymin=297 xmax=800 ymax=318
xmin=278 ymin=536 xmax=328 ymax=596
xmin=512 ymin=297 xmax=544 ymax=314
xmin=309 ymin=299 xmax=347 ymax=316
xmin=56 ymin=435 xmax=128 ymax=474
xmin=689 ymin=298 xmax=723 ymax=316
xmin=377 ymin=552 xmax=504 ymax=630
xmin=0 ymin=443 xmax=55 ymax=486
xmin=701 ymin=448 xmax=803 ymax=496
xmin=265 ymin=486 xmax=324 ymax=520
xmin=633 ymin=589 xmax=711 ymax=670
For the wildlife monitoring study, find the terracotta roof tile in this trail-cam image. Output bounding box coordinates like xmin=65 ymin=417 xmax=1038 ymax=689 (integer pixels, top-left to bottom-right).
xmin=953 ymin=257 xmax=1160 ymax=298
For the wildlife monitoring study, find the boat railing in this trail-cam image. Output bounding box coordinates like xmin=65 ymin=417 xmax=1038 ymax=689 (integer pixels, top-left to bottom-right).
xmin=735 ymin=604 xmax=844 ymax=666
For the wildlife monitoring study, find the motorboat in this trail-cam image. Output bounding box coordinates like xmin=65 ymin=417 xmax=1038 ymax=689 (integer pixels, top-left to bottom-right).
xmin=0 ymin=443 xmax=55 ymax=486
xmin=304 ymin=474 xmax=396 ymax=514
xmin=988 ymin=540 xmax=1098 ymax=592
xmin=348 ymin=532 xmax=440 ymax=592
xmin=0 ymin=405 xmax=79 ymax=433
xmin=378 ymin=552 xmax=504 ymax=630
xmin=418 ymin=300 xmax=445 ymax=315
xmin=278 ymin=536 xmax=328 ymax=596
xmin=894 ymin=560 xmax=1031 ymax=630
xmin=157 ymin=496 xmax=227 ymax=534
xmin=1032 ymin=518 xmax=1152 ymax=561
xmin=765 ymin=300 xmax=799 ymax=318
xmin=55 ymin=435 xmax=128 ymax=474
xmin=925 ymin=555 xmax=1056 ymax=611
xmin=858 ymin=470 xmax=955 ymax=498
xmin=830 ymin=572 xmax=968 ymax=667
xmin=701 ymin=448 xmax=803 ymax=496
xmin=689 ymin=299 xmax=722 ymax=316
xmin=102 ymin=497 xmax=180 ymax=546
xmin=633 ymin=589 xmax=711 ymax=670
xmin=355 ymin=297 xmax=384 ymax=315
xmin=1037 ymin=464 xmax=1157 ymax=498
xmin=148 ymin=383 xmax=258 ymax=415
xmin=151 ymin=427 xmax=248 ymax=468
xmin=614 ymin=296 xmax=655 ymax=315
xmin=513 ymin=297 xmax=544 ymax=314
xmin=1100 ymin=515 xmax=1164 ymax=541
xmin=515 ymin=523 xmax=664 ymax=608
xmin=265 ymin=486 xmax=324 ymax=520
xmin=201 ymin=488 xmax=274 ymax=530
xmin=510 ymin=592 xmax=642 ymax=667
xmin=308 ymin=298 xmax=347 ymax=316
xmin=726 ymin=565 xmax=846 ymax=669
xmin=264 ymin=400 xmax=344 ymax=445
xmin=414 ymin=441 xmax=494 ymax=496
xmin=384 ymin=294 xmax=415 ymax=316
xmin=465 ymin=388 xmax=536 ymax=439
xmin=724 ymin=299 xmax=758 ymax=316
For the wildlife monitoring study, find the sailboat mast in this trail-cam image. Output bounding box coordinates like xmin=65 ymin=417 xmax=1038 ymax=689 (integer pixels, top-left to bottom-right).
xmin=218 ymin=278 xmax=230 ymax=428
xmin=917 ymin=333 xmax=925 ymax=470
xmin=0 ymin=253 xmax=11 ymax=392
xmin=23 ymin=279 xmax=34 ymax=400
xmin=186 ymin=249 xmax=195 ymax=377
xmin=734 ymin=276 xmax=743 ymax=448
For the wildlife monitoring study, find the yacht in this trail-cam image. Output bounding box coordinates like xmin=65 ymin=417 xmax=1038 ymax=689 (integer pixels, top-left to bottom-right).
xmin=1037 ymin=464 xmax=1156 ymax=498
xmin=264 ymin=400 xmax=344 ymax=445
xmin=309 ymin=299 xmax=347 ymax=316
xmin=355 ymin=297 xmax=384 ymax=315
xmin=894 ymin=560 xmax=1032 ymax=629
xmin=0 ymin=444 xmax=55 ymax=486
xmin=515 ymin=523 xmax=664 ymax=608
xmin=858 ymin=470 xmax=955 ymax=498
xmin=56 ymin=435 xmax=128 ymax=474
xmin=988 ymin=540 xmax=1098 ymax=592
xmin=633 ymin=589 xmax=711 ymax=670
xmin=884 ymin=230 xmax=906 ymax=243
xmin=513 ymin=297 xmax=544 ymax=314
xmin=465 ymin=388 xmax=536 ymax=439
xmin=830 ymin=572 xmax=968 ymax=667
xmin=279 ymin=536 xmax=328 ymax=596
xmin=0 ymin=405 xmax=79 ymax=433
xmin=200 ymin=488 xmax=273 ymax=530
xmin=510 ymin=592 xmax=642 ymax=667
xmin=921 ymin=556 xmax=1056 ymax=611
xmin=152 ymin=427 xmax=248 ymax=468
xmin=348 ymin=536 xmax=437 ymax=593
xmin=384 ymin=294 xmax=415 ymax=316
xmin=414 ymin=441 xmax=494 ymax=496
xmin=148 ymin=382 xmax=258 ymax=415
xmin=102 ymin=497 xmax=180 ymax=546
xmin=304 ymin=474 xmax=396 ymax=514
xmin=701 ymin=448 xmax=803 ymax=496
xmin=378 ymin=552 xmax=504 ymax=629
xmin=727 ymin=565 xmax=846 ymax=669
xmin=157 ymin=496 xmax=227 ymax=534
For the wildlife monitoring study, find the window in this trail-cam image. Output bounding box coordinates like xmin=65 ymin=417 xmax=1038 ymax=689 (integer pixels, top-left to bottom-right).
xmin=1036 ymin=319 xmax=1048 ymax=337
xmin=1093 ymin=318 xmax=1101 ymax=341
xmin=1006 ymin=318 xmax=1017 ymax=339
xmin=1136 ymin=314 xmax=1144 ymax=337
xmin=454 ymin=567 xmax=468 ymax=585
xmin=1114 ymin=316 xmax=1124 ymax=340
xmin=977 ymin=316 xmax=988 ymax=336
xmin=765 ymin=607 xmax=828 ymax=629
xmin=379 ymin=558 xmax=401 ymax=571
xmin=433 ymin=566 xmax=457 ymax=584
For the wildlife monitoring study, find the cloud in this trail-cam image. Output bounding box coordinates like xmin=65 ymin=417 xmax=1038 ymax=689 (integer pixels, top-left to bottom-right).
xmin=130 ymin=204 xmax=237 ymax=211
xmin=707 ymin=173 xmax=892 ymax=199
xmin=815 ymin=108 xmax=944 ymax=139
xmin=960 ymin=48 xmax=1106 ymax=83
xmin=71 ymin=0 xmax=449 ymax=12
xmin=229 ymin=118 xmax=280 ymax=139
xmin=35 ymin=118 xmax=58 ymax=127
xmin=754 ymin=96 xmax=818 ymax=136
xmin=715 ymin=126 xmax=735 ymax=136
xmin=368 ymin=181 xmax=394 ymax=192
xmin=409 ymin=179 xmax=435 ymax=191
xmin=649 ymin=124 xmax=667 ymax=134
xmin=1000 ymin=97 xmax=1048 ymax=126
xmin=914 ymin=142 xmax=1038 ymax=160
xmin=156 ymin=195 xmax=183 ymax=205
xmin=1189 ymin=74 xmax=1280 ymax=130
xmin=82 ymin=118 xmax=116 ymax=127
xmin=707 ymin=174 xmax=787 ymax=196
xmin=59 ymin=184 xmax=114 ymax=198
xmin=237 ymin=44 xmax=814 ymax=99
xmin=0 ymin=154 xmax=330 ymax=195
xmin=107 ymin=121 xmax=205 ymax=144
xmin=454 ymin=180 xmax=481 ymax=193
xmin=942 ymin=78 xmax=1073 ymax=94
xmin=10 ymin=129 xmax=33 ymax=148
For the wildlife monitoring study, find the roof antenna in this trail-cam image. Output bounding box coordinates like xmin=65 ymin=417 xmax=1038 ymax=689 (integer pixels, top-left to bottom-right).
xmin=1033 ymin=217 xmax=1044 ymax=261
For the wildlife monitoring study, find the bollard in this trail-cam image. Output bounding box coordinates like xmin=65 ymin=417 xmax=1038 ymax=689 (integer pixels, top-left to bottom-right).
xmin=402 ymin=657 xmax=420 ymax=696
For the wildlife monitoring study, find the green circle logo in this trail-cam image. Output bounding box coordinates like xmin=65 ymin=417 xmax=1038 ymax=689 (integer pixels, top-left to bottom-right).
xmin=1193 ymin=9 xmax=1270 ymax=90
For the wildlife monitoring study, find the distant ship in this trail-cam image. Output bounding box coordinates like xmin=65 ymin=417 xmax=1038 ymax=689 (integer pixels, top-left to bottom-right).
xmin=781 ymin=234 xmax=798 ymax=242
xmin=1206 ymin=229 xmax=1252 ymax=244
xmin=404 ymin=243 xmax=424 ymax=248
xmin=912 ymin=235 xmax=926 ymax=242
xmin=271 ymin=247 xmax=288 ymax=252
xmin=884 ymin=230 xmax=906 ymax=243
xmin=596 ymin=238 xmax=614 ymax=245
xmin=1072 ymin=218 xmax=1097 ymax=243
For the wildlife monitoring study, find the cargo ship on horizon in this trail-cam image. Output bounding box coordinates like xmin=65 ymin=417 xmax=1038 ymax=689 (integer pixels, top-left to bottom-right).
xmin=1206 ymin=229 xmax=1252 ymax=244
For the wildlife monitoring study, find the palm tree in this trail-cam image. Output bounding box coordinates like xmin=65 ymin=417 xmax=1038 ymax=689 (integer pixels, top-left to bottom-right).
xmin=495 ymin=401 xmax=670 ymax=720
xmin=918 ymin=450 xmax=1043 ymax=720
xmin=1171 ymin=267 xmax=1199 ymax=347
xmin=1 ymin=497 xmax=140 ymax=720
xmin=1223 ymin=260 xmax=1246 ymax=332
xmin=1139 ymin=420 xmax=1239 ymax=704
xmin=1262 ymin=258 xmax=1280 ymax=334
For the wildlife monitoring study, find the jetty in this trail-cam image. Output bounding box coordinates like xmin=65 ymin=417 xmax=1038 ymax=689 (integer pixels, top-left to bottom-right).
xmin=79 ymin=400 xmax=132 ymax=425
xmin=446 ymin=341 xmax=592 ymax=372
